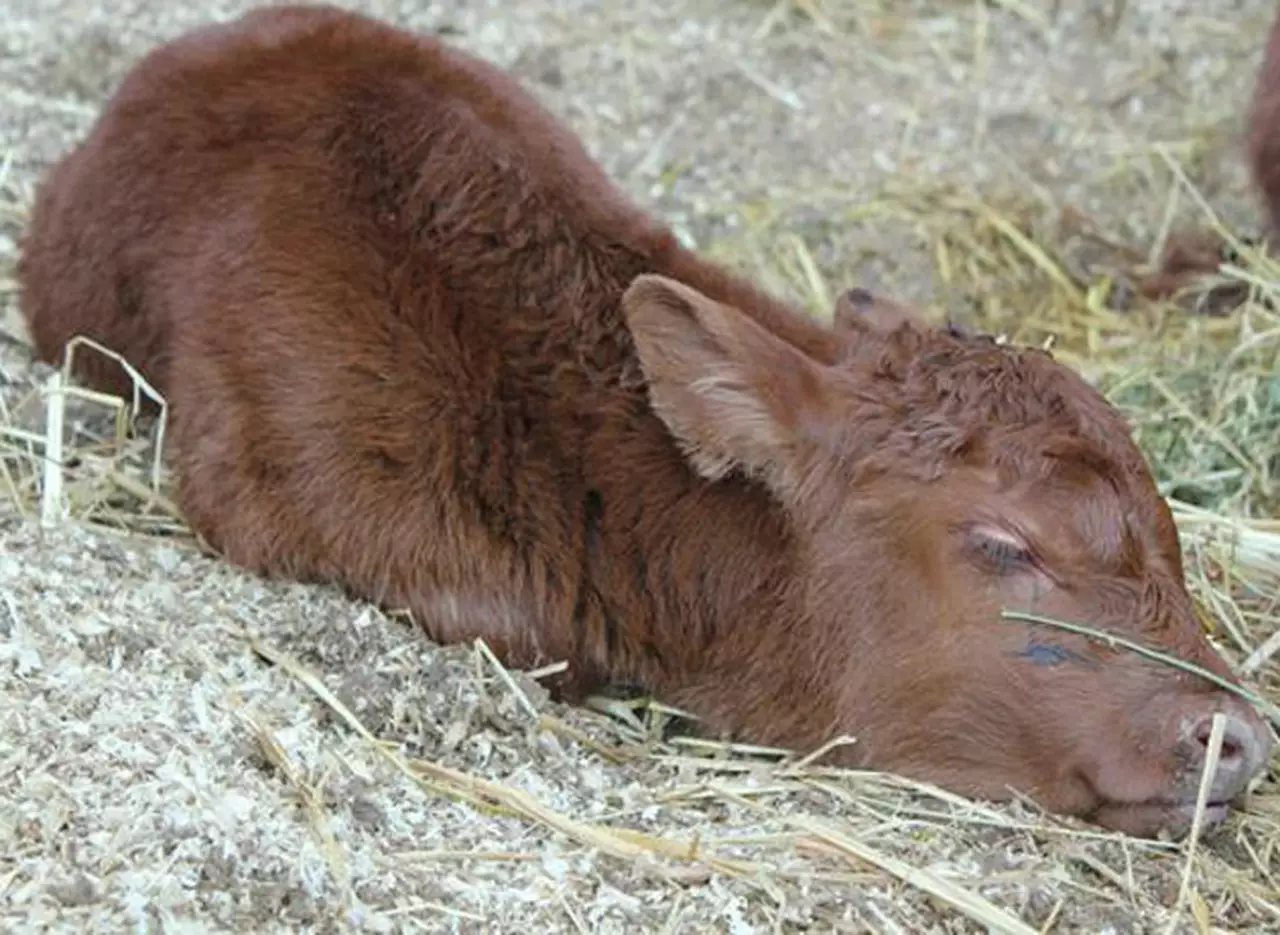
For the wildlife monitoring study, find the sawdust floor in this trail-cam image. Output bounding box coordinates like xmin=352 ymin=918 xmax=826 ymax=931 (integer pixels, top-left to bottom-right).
xmin=2 ymin=1 xmax=1278 ymax=933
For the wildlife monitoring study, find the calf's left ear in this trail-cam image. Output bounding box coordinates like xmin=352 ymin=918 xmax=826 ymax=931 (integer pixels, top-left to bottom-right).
xmin=621 ymin=273 xmax=836 ymax=494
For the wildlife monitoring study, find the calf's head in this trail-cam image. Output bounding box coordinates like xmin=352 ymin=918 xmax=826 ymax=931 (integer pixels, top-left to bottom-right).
xmin=622 ymin=274 xmax=1274 ymax=838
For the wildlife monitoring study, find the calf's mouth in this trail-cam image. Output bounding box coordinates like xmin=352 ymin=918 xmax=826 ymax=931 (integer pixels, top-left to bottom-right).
xmin=1090 ymin=793 xmax=1247 ymax=840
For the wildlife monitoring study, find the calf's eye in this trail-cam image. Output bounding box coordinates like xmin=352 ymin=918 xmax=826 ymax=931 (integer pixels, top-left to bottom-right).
xmin=966 ymin=526 xmax=1035 ymax=574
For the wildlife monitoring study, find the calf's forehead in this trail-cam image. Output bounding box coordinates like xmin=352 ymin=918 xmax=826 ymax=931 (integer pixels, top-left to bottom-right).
xmin=829 ymin=332 xmax=1178 ymax=563
xmin=1000 ymin=437 xmax=1185 ymax=581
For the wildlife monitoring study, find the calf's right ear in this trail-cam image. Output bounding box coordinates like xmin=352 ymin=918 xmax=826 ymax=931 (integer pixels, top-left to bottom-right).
xmin=621 ymin=273 xmax=836 ymax=495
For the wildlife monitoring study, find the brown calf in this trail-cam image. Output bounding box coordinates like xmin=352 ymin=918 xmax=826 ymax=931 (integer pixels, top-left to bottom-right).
xmin=1139 ymin=5 xmax=1280 ymax=304
xmin=18 ymin=5 xmax=1273 ymax=838
xmin=1249 ymin=4 xmax=1280 ymax=244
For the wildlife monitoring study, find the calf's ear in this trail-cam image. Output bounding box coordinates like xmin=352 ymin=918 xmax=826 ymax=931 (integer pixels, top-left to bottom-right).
xmin=622 ymin=273 xmax=835 ymax=492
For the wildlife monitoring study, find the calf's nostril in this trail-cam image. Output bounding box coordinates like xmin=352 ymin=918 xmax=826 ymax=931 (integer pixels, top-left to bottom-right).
xmin=1192 ymin=717 xmax=1244 ymax=762
xmin=1185 ymin=710 xmax=1271 ymax=799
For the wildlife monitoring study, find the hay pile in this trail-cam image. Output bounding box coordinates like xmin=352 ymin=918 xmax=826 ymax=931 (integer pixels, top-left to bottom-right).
xmin=1 ymin=1 xmax=1278 ymax=932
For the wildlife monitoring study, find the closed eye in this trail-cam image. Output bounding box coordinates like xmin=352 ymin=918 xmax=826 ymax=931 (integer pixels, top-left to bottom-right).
xmin=965 ymin=525 xmax=1036 ymax=574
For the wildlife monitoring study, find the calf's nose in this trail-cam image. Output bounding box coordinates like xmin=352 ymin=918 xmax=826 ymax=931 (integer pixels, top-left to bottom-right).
xmin=1183 ymin=702 xmax=1274 ymax=803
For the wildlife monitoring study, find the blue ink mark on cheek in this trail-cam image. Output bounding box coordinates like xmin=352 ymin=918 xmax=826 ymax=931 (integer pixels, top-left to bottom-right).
xmin=1014 ymin=640 xmax=1100 ymax=669
xmin=1020 ymin=643 xmax=1072 ymax=666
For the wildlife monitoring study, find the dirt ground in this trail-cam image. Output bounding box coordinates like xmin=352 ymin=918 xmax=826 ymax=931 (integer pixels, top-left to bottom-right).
xmin=2 ymin=1 xmax=1279 ymax=933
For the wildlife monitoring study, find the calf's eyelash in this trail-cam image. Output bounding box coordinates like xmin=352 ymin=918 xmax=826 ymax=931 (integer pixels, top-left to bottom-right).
xmin=966 ymin=528 xmax=1036 ymax=572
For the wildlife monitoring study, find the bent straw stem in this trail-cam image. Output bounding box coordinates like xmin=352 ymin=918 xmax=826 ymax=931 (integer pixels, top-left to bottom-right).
xmin=1000 ymin=610 xmax=1280 ymax=729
